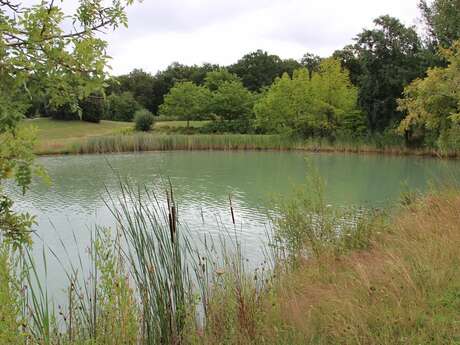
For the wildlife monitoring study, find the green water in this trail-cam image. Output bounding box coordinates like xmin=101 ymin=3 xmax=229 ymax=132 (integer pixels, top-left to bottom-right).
xmin=11 ymin=151 xmax=460 ymax=298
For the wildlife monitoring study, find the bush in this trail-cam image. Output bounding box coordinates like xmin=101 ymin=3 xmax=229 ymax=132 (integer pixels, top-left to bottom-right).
xmin=48 ymin=103 xmax=80 ymax=121
xmin=79 ymin=92 xmax=105 ymax=123
xmin=200 ymin=118 xmax=254 ymax=134
xmin=106 ymin=91 xmax=141 ymax=122
xmin=438 ymin=125 xmax=460 ymax=152
xmin=134 ymin=109 xmax=155 ymax=131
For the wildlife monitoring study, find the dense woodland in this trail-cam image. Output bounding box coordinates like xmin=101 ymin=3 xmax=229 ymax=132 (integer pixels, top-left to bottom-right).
xmin=26 ymin=0 xmax=460 ymax=151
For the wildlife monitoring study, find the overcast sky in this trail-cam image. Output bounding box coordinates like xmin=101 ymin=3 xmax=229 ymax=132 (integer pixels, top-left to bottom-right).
xmin=103 ymin=0 xmax=423 ymax=75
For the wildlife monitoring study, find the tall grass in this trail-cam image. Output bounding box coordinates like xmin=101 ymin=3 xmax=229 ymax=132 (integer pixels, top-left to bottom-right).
xmin=32 ymin=132 xmax=460 ymax=158
xmin=71 ymin=134 xmax=299 ymax=154
xmin=195 ymin=189 xmax=460 ymax=344
xmin=273 ymin=165 xmax=382 ymax=261
xmin=2 ymin=178 xmax=460 ymax=344
xmin=106 ymin=182 xmax=196 ymax=345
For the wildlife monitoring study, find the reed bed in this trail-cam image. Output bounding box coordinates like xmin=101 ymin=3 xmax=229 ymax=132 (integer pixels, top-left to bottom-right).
xmin=72 ymin=134 xmax=298 ymax=154
xmin=33 ymin=133 xmax=460 ymax=158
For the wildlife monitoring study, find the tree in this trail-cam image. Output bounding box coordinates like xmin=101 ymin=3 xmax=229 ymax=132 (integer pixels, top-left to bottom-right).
xmin=208 ymin=81 xmax=255 ymax=129
xmin=398 ymin=41 xmax=460 ymax=147
xmin=159 ymin=82 xmax=212 ymax=127
xmin=48 ymin=103 xmax=80 ymax=121
xmin=332 ymin=45 xmax=362 ymax=85
xmin=255 ymin=69 xmax=314 ymax=135
xmin=255 ymin=59 xmax=359 ymax=138
xmin=353 ymin=15 xmax=428 ymax=132
xmin=229 ymin=50 xmax=285 ymax=91
xmin=301 ymin=53 xmax=322 ymax=78
xmin=311 ymin=59 xmax=359 ymax=122
xmin=204 ymin=69 xmax=241 ymax=91
xmin=419 ymin=0 xmax=460 ymax=48
xmin=115 ymin=69 xmax=157 ymax=112
xmin=107 ymin=92 xmax=141 ymax=122
xmin=281 ymin=58 xmax=303 ymax=77
xmin=0 ymin=0 xmax=134 ymax=244
xmin=131 ymin=62 xmax=219 ymax=115
xmin=80 ymin=92 xmax=106 ymax=123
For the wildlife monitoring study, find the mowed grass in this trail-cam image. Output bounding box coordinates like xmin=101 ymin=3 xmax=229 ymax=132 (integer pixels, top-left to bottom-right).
xmin=20 ymin=118 xmax=208 ymax=154
xmin=19 ymin=118 xmax=132 ymax=154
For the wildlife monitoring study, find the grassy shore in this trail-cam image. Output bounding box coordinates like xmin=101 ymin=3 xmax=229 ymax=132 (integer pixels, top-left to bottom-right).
xmin=2 ymin=183 xmax=460 ymax=344
xmin=198 ymin=189 xmax=460 ymax=344
xmin=20 ymin=118 xmax=207 ymax=154
xmin=20 ymin=118 xmax=460 ymax=157
xmin=46 ymin=132 xmax=458 ymax=158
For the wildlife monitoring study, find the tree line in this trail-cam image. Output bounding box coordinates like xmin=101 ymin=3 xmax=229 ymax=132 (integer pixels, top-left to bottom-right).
xmin=30 ymin=0 xmax=460 ymax=149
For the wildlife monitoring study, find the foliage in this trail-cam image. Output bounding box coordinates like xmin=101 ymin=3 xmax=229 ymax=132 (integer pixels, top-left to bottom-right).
xmin=0 ymin=246 xmax=25 ymax=344
xmin=229 ymin=50 xmax=289 ymax=91
xmin=159 ymin=81 xmax=212 ymax=127
xmin=106 ymin=91 xmax=141 ymax=122
xmin=208 ymin=81 xmax=255 ymax=124
xmin=0 ymin=126 xmax=41 ymax=246
xmin=48 ymin=103 xmax=80 ymax=121
xmin=204 ymin=69 xmax=241 ymax=91
xmin=200 ymin=119 xmax=254 ymax=134
xmin=0 ymin=0 xmax=134 ymax=245
xmin=111 ymin=63 xmax=220 ymax=115
xmin=300 ymin=52 xmax=322 ymax=78
xmin=419 ymin=0 xmax=460 ymax=48
xmin=112 ymin=69 xmax=157 ymax=112
xmin=80 ymin=92 xmax=106 ymax=123
xmin=67 ymin=228 xmax=139 ymax=344
xmin=398 ymin=41 xmax=460 ymax=148
xmin=281 ymin=58 xmax=303 ymax=77
xmin=134 ymin=109 xmax=155 ymax=132
xmin=255 ymin=59 xmax=359 ymax=138
xmin=353 ymin=15 xmax=429 ymax=132
xmin=108 ymin=183 xmax=195 ymax=345
xmin=275 ymin=166 xmax=375 ymax=260
xmin=332 ymin=45 xmax=362 ymax=85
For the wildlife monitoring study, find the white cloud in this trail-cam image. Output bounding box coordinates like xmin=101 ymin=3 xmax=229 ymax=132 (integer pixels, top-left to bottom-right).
xmin=104 ymin=0 xmax=422 ymax=75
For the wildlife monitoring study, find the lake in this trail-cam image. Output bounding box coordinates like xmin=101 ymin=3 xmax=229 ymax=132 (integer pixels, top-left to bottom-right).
xmin=10 ymin=151 xmax=460 ymax=298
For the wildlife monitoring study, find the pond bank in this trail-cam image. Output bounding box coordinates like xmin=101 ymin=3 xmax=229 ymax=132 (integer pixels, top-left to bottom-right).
xmin=4 ymin=183 xmax=460 ymax=344
xmin=34 ymin=133 xmax=460 ymax=159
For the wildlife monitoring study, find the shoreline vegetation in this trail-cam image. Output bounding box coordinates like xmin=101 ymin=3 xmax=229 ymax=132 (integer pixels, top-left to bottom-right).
xmin=23 ymin=118 xmax=460 ymax=158
xmin=2 ymin=180 xmax=460 ymax=344
xmin=37 ymin=132 xmax=460 ymax=159
xmin=70 ymin=134 xmax=460 ymax=158
xmin=3 ymin=0 xmax=460 ymax=344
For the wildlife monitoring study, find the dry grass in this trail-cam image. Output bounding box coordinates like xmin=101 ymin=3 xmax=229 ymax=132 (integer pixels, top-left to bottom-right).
xmin=198 ymin=190 xmax=460 ymax=344
xmin=270 ymin=191 xmax=460 ymax=344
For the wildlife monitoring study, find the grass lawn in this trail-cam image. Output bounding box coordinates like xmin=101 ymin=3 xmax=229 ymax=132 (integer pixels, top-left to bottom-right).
xmin=20 ymin=118 xmax=209 ymax=154
xmin=20 ymin=118 xmax=133 ymax=140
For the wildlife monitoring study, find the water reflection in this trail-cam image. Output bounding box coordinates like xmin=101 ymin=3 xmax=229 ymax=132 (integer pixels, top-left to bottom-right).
xmin=8 ymin=151 xmax=460 ymax=299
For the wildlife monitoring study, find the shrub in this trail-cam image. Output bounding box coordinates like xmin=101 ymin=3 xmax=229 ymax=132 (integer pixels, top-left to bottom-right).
xmin=134 ymin=109 xmax=155 ymax=131
xmin=79 ymin=92 xmax=105 ymax=123
xmin=48 ymin=103 xmax=80 ymax=121
xmin=200 ymin=118 xmax=254 ymax=134
xmin=106 ymin=91 xmax=141 ymax=122
xmin=438 ymin=125 xmax=460 ymax=152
